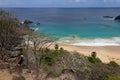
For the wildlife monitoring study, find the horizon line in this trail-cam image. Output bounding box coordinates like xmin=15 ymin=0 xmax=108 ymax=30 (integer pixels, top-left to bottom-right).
xmin=1 ymin=7 xmax=120 ymax=9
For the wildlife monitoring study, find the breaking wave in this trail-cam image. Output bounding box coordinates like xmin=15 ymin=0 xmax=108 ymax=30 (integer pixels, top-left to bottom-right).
xmin=58 ymin=35 xmax=120 ymax=46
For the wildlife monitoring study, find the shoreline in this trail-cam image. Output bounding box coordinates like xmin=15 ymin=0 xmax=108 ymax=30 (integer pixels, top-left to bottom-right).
xmin=57 ymin=36 xmax=120 ymax=46
xmin=54 ymin=43 xmax=120 ymax=64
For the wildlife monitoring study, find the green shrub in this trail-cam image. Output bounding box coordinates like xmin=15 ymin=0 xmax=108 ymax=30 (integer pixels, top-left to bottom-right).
xmin=50 ymin=51 xmax=58 ymax=58
xmin=91 ymin=52 xmax=97 ymax=58
xmin=54 ymin=44 xmax=59 ymax=50
xmin=43 ymin=56 xmax=53 ymax=66
xmin=88 ymin=57 xmax=102 ymax=63
xmin=107 ymin=74 xmax=120 ymax=80
xmin=45 ymin=48 xmax=50 ymax=53
xmin=107 ymin=61 xmax=119 ymax=67
xmin=59 ymin=47 xmax=64 ymax=52
xmin=40 ymin=48 xmax=60 ymax=66
xmin=88 ymin=52 xmax=102 ymax=63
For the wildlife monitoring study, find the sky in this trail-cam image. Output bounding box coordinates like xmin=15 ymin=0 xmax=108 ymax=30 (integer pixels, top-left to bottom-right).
xmin=0 ymin=0 xmax=120 ymax=8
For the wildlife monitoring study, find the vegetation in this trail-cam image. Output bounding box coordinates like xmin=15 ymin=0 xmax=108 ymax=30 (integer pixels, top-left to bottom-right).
xmin=107 ymin=74 xmax=120 ymax=80
xmin=0 ymin=9 xmax=22 ymax=62
xmin=107 ymin=61 xmax=120 ymax=67
xmin=0 ymin=9 xmax=120 ymax=80
xmin=87 ymin=52 xmax=102 ymax=63
xmin=0 ymin=9 xmax=32 ymax=64
xmin=87 ymin=52 xmax=120 ymax=80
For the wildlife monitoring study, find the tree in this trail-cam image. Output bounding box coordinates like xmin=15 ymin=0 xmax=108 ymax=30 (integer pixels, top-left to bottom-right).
xmin=0 ymin=9 xmax=32 ymax=63
xmin=24 ymin=33 xmax=55 ymax=68
xmin=25 ymin=33 xmax=54 ymax=54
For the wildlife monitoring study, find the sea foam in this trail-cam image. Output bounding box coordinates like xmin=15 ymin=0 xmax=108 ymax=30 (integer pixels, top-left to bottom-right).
xmin=58 ymin=36 xmax=120 ymax=46
xmin=30 ymin=27 xmax=39 ymax=31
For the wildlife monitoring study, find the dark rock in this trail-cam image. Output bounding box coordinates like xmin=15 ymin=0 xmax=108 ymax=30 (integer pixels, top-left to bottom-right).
xmin=24 ymin=20 xmax=33 ymax=24
xmin=103 ymin=16 xmax=113 ymax=18
xmin=36 ymin=22 xmax=40 ymax=25
xmin=115 ymin=15 xmax=120 ymax=21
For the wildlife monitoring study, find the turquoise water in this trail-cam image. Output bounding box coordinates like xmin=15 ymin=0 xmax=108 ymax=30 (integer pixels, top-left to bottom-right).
xmin=31 ymin=21 xmax=120 ymax=38
xmin=6 ymin=8 xmax=120 ymax=46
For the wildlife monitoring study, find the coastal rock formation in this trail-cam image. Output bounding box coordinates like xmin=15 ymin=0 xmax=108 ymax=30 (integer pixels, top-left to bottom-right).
xmin=36 ymin=22 xmax=41 ymax=25
xmin=115 ymin=15 xmax=120 ymax=21
xmin=103 ymin=16 xmax=113 ymax=18
xmin=24 ymin=19 xmax=33 ymax=24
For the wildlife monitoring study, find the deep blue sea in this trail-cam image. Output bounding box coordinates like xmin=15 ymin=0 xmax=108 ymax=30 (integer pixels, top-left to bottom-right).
xmin=5 ymin=8 xmax=120 ymax=46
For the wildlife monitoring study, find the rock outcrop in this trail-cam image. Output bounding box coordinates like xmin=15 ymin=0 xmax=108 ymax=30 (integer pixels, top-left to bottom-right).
xmin=103 ymin=16 xmax=113 ymax=18
xmin=24 ymin=20 xmax=33 ymax=24
xmin=115 ymin=15 xmax=120 ymax=21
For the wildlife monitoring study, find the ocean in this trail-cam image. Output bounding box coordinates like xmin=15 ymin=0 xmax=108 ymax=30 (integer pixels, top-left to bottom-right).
xmin=5 ymin=8 xmax=120 ymax=46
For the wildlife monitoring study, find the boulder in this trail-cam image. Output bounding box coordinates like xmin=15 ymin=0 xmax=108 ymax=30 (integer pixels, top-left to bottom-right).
xmin=115 ymin=15 xmax=120 ymax=21
xmin=24 ymin=20 xmax=33 ymax=24
xmin=36 ymin=22 xmax=40 ymax=25
xmin=8 ymin=50 xmax=21 ymax=58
